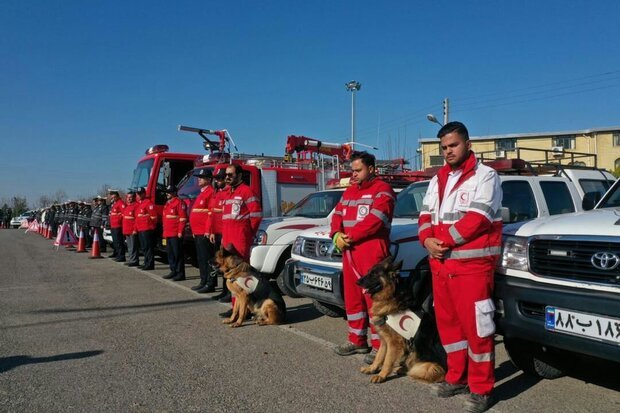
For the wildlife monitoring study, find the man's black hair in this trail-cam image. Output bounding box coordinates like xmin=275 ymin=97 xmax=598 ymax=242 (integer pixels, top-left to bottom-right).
xmin=350 ymin=151 xmax=376 ymax=168
xmin=227 ymin=163 xmax=243 ymax=175
xmin=437 ymin=121 xmax=469 ymax=141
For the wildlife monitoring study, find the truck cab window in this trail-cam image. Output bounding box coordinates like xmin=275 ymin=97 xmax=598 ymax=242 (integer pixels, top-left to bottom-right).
xmin=501 ymin=181 xmax=538 ymax=222
xmin=540 ymin=181 xmax=576 ymax=215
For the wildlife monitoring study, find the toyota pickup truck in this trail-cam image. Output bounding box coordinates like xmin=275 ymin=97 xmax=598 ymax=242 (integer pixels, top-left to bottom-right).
xmin=495 ymin=176 xmax=620 ymax=379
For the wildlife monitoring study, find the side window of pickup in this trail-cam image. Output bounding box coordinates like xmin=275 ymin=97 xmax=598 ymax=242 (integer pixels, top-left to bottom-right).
xmin=501 ymin=181 xmax=538 ymax=222
xmin=540 ymin=181 xmax=576 ymax=215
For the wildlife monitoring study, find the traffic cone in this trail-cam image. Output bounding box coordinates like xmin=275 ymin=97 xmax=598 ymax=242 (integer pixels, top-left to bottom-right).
xmin=76 ymin=228 xmax=87 ymax=253
xmin=89 ymin=229 xmax=103 ymax=259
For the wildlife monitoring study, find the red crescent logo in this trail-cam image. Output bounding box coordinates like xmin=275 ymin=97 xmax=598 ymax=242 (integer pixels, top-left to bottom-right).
xmin=460 ymin=193 xmax=467 ymax=201
xmin=399 ymin=315 xmax=414 ymax=331
xmin=244 ymin=278 xmax=252 ymax=288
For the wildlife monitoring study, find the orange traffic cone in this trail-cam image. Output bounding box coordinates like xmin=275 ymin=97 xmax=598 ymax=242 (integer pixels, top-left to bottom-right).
xmin=76 ymin=228 xmax=87 ymax=253
xmin=89 ymin=229 xmax=103 ymax=259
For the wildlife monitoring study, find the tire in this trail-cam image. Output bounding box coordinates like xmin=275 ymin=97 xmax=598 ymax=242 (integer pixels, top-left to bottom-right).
xmin=504 ymin=337 xmax=564 ymax=379
xmin=312 ymin=300 xmax=344 ymax=318
xmin=276 ymin=269 xmax=302 ymax=298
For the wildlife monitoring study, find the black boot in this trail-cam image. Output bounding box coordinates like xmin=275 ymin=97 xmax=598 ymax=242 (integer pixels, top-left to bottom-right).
xmin=211 ymin=280 xmax=229 ymax=300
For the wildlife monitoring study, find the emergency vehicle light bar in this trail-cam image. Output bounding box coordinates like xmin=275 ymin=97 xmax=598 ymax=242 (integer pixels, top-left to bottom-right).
xmin=145 ymin=144 xmax=169 ymax=155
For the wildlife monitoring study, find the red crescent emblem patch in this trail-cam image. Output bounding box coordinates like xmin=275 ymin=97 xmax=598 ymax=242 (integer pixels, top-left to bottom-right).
xmin=399 ymin=315 xmax=414 ymax=331
xmin=244 ymin=278 xmax=252 ymax=288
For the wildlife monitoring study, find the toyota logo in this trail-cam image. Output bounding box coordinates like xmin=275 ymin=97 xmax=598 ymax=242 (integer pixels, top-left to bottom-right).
xmin=591 ymin=252 xmax=620 ymax=270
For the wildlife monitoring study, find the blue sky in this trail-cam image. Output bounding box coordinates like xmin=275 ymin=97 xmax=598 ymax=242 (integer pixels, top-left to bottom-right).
xmin=2 ymin=0 xmax=620 ymax=205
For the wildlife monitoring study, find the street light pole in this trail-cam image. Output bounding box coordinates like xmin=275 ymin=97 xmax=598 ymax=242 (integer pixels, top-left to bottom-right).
xmin=345 ymin=80 xmax=361 ymax=143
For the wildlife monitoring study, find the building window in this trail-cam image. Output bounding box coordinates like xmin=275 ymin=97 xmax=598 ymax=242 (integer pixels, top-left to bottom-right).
xmin=495 ymin=138 xmax=517 ymax=151
xmin=615 ymin=158 xmax=620 ymax=170
xmin=429 ymin=155 xmax=444 ymax=167
xmin=553 ymin=135 xmax=575 ymax=149
xmin=613 ymin=132 xmax=620 ymax=147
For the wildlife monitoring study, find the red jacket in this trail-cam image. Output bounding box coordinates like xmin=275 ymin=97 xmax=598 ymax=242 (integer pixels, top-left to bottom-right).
xmin=122 ymin=202 xmax=137 ymax=235
xmin=189 ymin=186 xmax=214 ymax=236
xmin=206 ymin=188 xmax=226 ymax=236
xmin=109 ymin=199 xmax=125 ymax=229
xmin=221 ymin=183 xmax=262 ymax=261
xmin=162 ymin=197 xmax=188 ymax=238
xmin=418 ymin=152 xmax=503 ymax=274
xmin=135 ymin=198 xmax=157 ymax=232
xmin=330 ymin=177 xmax=396 ymax=275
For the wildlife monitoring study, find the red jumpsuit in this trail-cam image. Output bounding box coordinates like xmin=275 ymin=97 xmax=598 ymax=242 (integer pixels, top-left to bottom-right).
xmin=189 ymin=186 xmax=214 ymax=236
xmin=221 ymin=183 xmax=262 ymax=262
xmin=163 ymin=197 xmax=187 ymax=238
xmin=418 ymin=152 xmax=502 ymax=396
xmin=206 ymin=187 xmax=226 ymax=236
xmin=109 ymin=199 xmax=125 ymax=229
xmin=135 ymin=198 xmax=157 ymax=231
xmin=330 ymin=177 xmax=395 ymax=349
xmin=121 ymin=202 xmax=136 ymax=236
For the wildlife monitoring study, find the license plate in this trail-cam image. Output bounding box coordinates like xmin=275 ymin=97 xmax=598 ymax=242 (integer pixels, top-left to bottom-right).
xmin=300 ymin=272 xmax=333 ymax=291
xmin=545 ymin=306 xmax=620 ymax=345
xmin=161 ymin=239 xmax=167 ymax=246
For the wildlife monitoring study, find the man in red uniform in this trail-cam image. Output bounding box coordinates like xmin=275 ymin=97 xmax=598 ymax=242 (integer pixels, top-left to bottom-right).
xmin=122 ymin=190 xmax=139 ymax=267
xmin=221 ymin=164 xmax=262 ymax=262
xmin=162 ymin=185 xmax=188 ymax=281
xmin=108 ymin=190 xmax=126 ymax=262
xmin=189 ymin=168 xmax=217 ymax=293
xmin=207 ymin=169 xmax=229 ymax=301
xmin=330 ymin=151 xmax=396 ymax=363
xmin=135 ymin=187 xmax=157 ymax=271
xmin=419 ymin=122 xmax=502 ymax=413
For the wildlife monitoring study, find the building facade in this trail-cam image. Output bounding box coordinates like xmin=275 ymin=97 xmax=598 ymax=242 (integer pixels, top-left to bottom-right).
xmin=418 ymin=127 xmax=620 ymax=174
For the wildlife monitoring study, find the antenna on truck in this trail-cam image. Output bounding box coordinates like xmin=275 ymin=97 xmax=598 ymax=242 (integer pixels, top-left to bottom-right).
xmin=177 ymin=125 xmax=239 ymax=153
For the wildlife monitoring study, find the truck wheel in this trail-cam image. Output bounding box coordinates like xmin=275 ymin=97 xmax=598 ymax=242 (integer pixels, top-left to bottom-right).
xmin=312 ymin=300 xmax=344 ymax=318
xmin=504 ymin=337 xmax=564 ymax=379
xmin=276 ymin=270 xmax=302 ymax=298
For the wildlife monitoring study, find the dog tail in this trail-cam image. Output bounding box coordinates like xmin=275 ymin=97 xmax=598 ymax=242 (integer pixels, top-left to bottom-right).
xmin=407 ymin=362 xmax=446 ymax=383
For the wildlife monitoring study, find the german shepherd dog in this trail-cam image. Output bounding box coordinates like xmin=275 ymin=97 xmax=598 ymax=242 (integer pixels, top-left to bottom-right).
xmin=214 ymin=247 xmax=286 ymax=328
xmin=356 ymin=256 xmax=447 ymax=383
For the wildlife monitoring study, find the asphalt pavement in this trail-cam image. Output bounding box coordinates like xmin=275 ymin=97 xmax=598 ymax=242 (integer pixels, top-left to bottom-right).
xmin=1 ymin=229 xmax=619 ymax=412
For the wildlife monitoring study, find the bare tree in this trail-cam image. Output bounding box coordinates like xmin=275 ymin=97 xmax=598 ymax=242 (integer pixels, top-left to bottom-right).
xmin=52 ymin=189 xmax=68 ymax=204
xmin=97 ymin=184 xmax=111 ymax=198
xmin=38 ymin=195 xmax=52 ymax=208
xmin=12 ymin=196 xmax=28 ymax=215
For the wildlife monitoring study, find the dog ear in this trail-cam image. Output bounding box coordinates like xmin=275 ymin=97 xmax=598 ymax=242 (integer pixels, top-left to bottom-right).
xmin=380 ymin=255 xmax=394 ymax=269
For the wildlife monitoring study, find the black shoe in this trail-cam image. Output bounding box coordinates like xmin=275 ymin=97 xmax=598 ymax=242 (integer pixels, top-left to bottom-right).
xmin=211 ymin=291 xmax=227 ymax=300
xmin=172 ymin=274 xmax=186 ymax=281
xmin=141 ymin=266 xmax=154 ymax=271
xmin=191 ymin=284 xmax=206 ymax=291
xmin=218 ymin=293 xmax=232 ymax=303
xmin=196 ymin=285 xmax=215 ymax=293
xmin=163 ymin=272 xmax=176 ymax=279
xmin=108 ymin=254 xmax=117 ymax=259
xmin=126 ymin=262 xmax=139 ymax=267
xmin=463 ymin=393 xmax=493 ymax=413
xmin=432 ymin=382 xmax=469 ymax=398
xmin=219 ymin=309 xmax=233 ymax=318
xmin=114 ymin=257 xmax=126 ymax=262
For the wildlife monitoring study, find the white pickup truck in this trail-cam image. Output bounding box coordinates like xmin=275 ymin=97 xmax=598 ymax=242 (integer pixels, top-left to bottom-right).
xmin=250 ymin=188 xmax=345 ymax=294
xmin=284 ymin=167 xmax=615 ymax=317
xmin=495 ymin=176 xmax=620 ymax=379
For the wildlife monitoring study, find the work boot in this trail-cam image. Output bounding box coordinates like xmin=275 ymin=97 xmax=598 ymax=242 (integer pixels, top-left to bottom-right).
xmin=431 ymin=382 xmax=469 ymax=398
xmin=162 ymin=272 xmax=176 ymax=280
xmin=218 ymin=293 xmax=232 ymax=303
xmin=364 ymin=348 xmax=378 ymax=365
xmin=196 ymin=285 xmax=216 ymax=294
xmin=172 ymin=274 xmax=186 ymax=281
xmin=219 ymin=309 xmax=233 ymax=318
xmin=463 ymin=393 xmax=493 ymax=413
xmin=114 ymin=257 xmax=126 ymax=262
xmin=211 ymin=290 xmax=228 ymax=300
xmin=126 ymin=262 xmax=139 ymax=267
xmin=191 ymin=284 xmax=206 ymax=291
xmin=334 ymin=342 xmax=371 ymax=356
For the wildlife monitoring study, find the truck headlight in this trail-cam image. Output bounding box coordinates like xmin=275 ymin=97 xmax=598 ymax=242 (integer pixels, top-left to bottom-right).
xmin=254 ymin=229 xmax=268 ymax=245
xmin=292 ymin=236 xmax=303 ymax=255
xmin=499 ymin=236 xmax=528 ymax=271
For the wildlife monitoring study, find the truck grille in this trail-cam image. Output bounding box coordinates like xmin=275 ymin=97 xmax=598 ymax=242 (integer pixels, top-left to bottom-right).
xmin=529 ymin=238 xmax=620 ymax=286
xmin=301 ymin=238 xmax=342 ymax=262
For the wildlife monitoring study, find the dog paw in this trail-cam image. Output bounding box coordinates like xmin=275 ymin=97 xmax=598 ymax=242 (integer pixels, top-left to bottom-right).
xmin=231 ymin=323 xmax=243 ymax=328
xmin=222 ymin=319 xmax=232 ymax=324
xmin=360 ymin=366 xmax=379 ymax=374
xmin=370 ymin=375 xmax=386 ymax=384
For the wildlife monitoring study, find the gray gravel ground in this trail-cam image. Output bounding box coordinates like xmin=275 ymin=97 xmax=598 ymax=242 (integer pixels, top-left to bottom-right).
xmin=1 ymin=229 xmax=619 ymax=412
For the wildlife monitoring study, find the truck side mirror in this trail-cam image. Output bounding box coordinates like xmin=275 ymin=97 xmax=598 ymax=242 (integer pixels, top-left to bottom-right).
xmin=582 ymin=191 xmax=601 ymax=211
xmin=162 ymin=161 xmax=171 ymax=187
xmin=500 ymin=207 xmax=510 ymax=223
